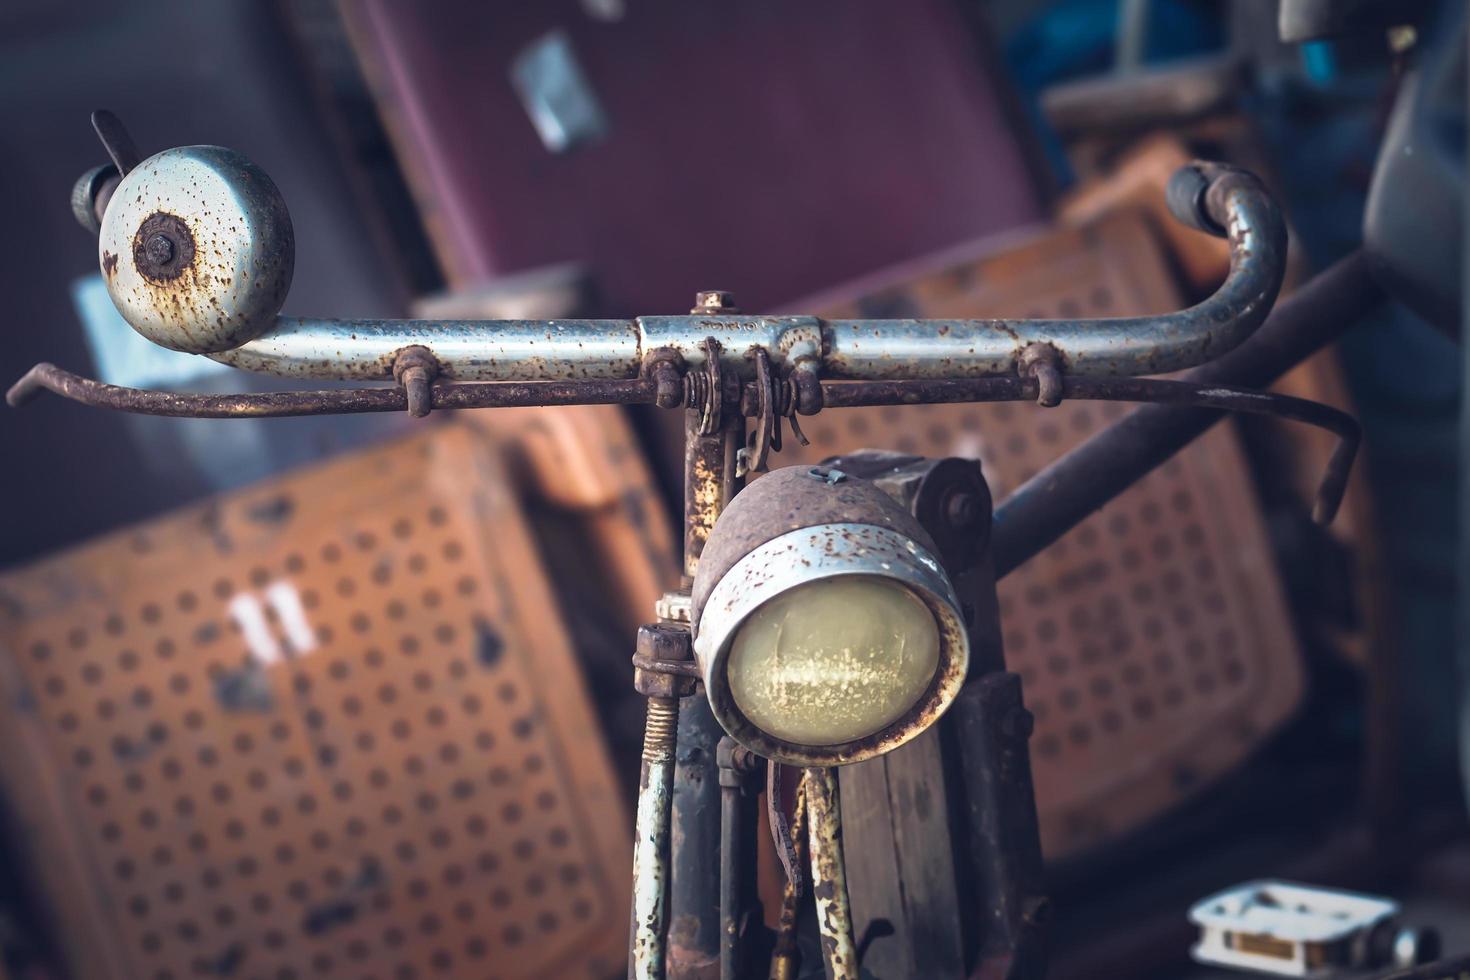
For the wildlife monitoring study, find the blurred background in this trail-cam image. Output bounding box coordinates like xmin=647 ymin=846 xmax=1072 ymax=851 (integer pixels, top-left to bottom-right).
xmin=0 ymin=1 xmax=1464 ymax=978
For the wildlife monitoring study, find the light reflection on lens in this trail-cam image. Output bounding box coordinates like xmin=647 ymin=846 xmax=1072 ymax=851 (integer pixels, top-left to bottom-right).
xmin=725 ymin=576 xmax=940 ymax=746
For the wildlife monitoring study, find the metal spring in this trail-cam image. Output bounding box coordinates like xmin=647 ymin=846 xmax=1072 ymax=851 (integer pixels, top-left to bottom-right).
xmin=684 ymin=370 xmax=711 ymax=414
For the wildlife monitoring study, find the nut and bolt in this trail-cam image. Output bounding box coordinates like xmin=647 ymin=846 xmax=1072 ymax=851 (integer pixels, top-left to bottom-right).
xmin=692 ymin=290 xmax=739 ymax=314
xmin=145 ymin=234 xmax=176 ymax=266
xmin=635 ymin=622 xmax=696 ymax=764
xmin=132 ymin=211 xmax=195 ymax=281
xmin=632 ymin=622 xmax=697 ymax=700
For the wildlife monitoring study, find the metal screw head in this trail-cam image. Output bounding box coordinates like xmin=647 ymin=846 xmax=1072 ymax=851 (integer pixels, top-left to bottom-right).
xmin=633 ymin=622 xmax=697 ymax=699
xmin=693 ymin=290 xmax=736 ymax=313
xmin=945 ymin=491 xmax=979 ymax=530
xmin=145 ymin=233 xmax=175 ymax=266
xmin=636 ymin=622 xmax=693 ymax=664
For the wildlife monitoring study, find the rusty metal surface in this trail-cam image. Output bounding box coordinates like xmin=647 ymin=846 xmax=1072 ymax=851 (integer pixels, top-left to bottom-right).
xmin=666 ymin=696 xmax=723 ymax=980
xmin=629 ymin=624 xmax=695 ymax=980
xmin=98 ymin=145 xmax=295 ymax=354
xmin=788 ymin=209 xmax=1306 ymax=859
xmin=717 ymin=737 xmax=763 ymax=980
xmin=948 ymin=674 xmax=1049 ymax=979
xmin=6 ymin=362 xmax=661 ymax=417
xmin=804 ymin=768 xmax=857 ymax=980
xmin=694 ymin=519 xmax=970 ymax=769
xmin=667 ymin=422 xmax=742 ymax=980
xmin=631 ymin=696 xmax=679 ymax=980
xmin=75 ymin=157 xmax=1284 ymax=384
xmin=689 ymin=465 xmax=943 ymax=614
xmin=683 ymin=412 xmax=742 ymax=583
xmin=768 ymin=777 xmax=808 ymax=980
xmin=0 ymin=423 xmax=630 ymax=979
xmin=689 ymin=466 xmax=970 ymax=768
xmin=10 ymin=362 xmax=1360 ymax=517
xmin=991 ymin=249 xmax=1380 ymax=575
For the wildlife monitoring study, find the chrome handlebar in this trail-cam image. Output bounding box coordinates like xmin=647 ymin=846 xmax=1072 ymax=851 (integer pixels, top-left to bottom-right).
xmin=75 ymin=114 xmax=1284 ymax=385
xmin=12 ymin=117 xmax=1361 ymax=529
xmin=214 ymin=167 xmax=1283 ymax=383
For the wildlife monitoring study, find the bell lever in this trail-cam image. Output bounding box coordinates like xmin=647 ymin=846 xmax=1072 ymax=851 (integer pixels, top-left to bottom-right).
xmin=91 ymin=109 xmax=141 ymax=176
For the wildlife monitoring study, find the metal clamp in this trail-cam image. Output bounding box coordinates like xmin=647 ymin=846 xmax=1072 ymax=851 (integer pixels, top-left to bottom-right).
xmin=391 ymin=346 xmax=438 ymax=419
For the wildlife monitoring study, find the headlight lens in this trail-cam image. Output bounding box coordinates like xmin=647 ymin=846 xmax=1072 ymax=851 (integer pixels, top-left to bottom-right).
xmin=725 ymin=576 xmax=940 ymax=746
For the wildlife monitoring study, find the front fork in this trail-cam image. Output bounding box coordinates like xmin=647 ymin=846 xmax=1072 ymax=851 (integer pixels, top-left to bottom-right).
xmin=629 ymin=368 xmax=858 ymax=980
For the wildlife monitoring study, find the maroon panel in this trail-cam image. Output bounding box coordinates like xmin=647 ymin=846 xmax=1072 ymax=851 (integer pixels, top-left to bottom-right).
xmin=346 ymin=0 xmax=1042 ymax=312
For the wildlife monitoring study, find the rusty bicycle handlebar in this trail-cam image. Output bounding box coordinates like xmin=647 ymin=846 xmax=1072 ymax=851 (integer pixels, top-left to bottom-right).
xmin=10 ymin=114 xmax=1378 ymax=980
xmin=15 ymin=116 xmax=1354 ymax=535
xmin=125 ymin=161 xmax=1286 ymax=383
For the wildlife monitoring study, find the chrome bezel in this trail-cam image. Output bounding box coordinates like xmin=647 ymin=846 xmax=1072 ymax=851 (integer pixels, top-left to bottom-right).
xmin=693 ymin=522 xmax=969 ymax=766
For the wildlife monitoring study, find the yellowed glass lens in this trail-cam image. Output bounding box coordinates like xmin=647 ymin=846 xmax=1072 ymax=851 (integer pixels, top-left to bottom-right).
xmin=725 ymin=576 xmax=941 ymax=746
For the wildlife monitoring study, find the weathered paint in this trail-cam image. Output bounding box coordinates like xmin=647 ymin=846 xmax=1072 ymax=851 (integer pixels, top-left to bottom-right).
xmin=694 ymin=521 xmax=969 ymax=768
xmin=98 ymin=145 xmax=293 ymax=354
xmin=631 ymin=697 xmax=680 ymax=980
xmin=806 ymin=768 xmax=858 ymax=980
xmin=108 ymin=162 xmax=1288 ymax=384
xmin=769 ymin=778 xmax=809 ymax=980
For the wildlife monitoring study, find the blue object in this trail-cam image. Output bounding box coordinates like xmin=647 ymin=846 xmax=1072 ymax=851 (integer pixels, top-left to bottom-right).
xmin=71 ymin=274 xmax=229 ymax=389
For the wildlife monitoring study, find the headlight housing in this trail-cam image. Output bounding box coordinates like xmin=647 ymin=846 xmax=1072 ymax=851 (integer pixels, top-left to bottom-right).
xmin=692 ymin=465 xmax=970 ymax=766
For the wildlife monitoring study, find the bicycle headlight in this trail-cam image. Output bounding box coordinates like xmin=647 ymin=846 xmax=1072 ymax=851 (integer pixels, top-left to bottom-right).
xmin=691 ymin=465 xmax=969 ymax=767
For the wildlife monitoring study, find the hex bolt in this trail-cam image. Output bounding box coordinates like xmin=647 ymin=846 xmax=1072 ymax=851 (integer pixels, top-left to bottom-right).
xmin=692 ymin=290 xmax=738 ymax=314
xmin=131 ymin=212 xmax=196 ymax=284
xmin=638 ymin=621 xmax=692 ymax=662
xmin=632 ymin=622 xmax=697 ymax=700
xmin=145 ymin=234 xmax=175 ymax=266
